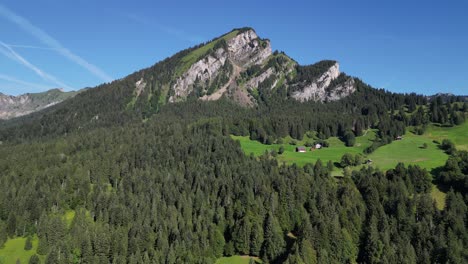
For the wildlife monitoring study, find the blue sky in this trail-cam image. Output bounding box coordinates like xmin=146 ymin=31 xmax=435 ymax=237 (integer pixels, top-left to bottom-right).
xmin=0 ymin=0 xmax=467 ymax=95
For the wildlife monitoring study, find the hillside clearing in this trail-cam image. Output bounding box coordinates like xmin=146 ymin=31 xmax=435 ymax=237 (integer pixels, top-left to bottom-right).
xmin=217 ymin=255 xmax=262 ymax=264
xmin=232 ymin=130 xmax=376 ymax=176
xmin=0 ymin=236 xmax=40 ymax=264
xmin=367 ymin=131 xmax=448 ymax=171
xmin=424 ymin=122 xmax=468 ymax=151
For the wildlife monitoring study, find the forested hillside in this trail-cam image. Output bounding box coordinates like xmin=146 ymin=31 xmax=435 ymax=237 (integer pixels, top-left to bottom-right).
xmin=0 ymin=27 xmax=467 ymax=264
xmin=1 ymin=114 xmax=467 ymax=263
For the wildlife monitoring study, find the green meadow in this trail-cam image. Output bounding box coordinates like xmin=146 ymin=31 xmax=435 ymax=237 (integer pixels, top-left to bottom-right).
xmin=424 ymin=121 xmax=468 ymax=151
xmin=0 ymin=236 xmax=39 ymax=264
xmin=216 ymin=255 xmax=262 ymax=264
xmin=232 ymin=130 xmax=376 ymax=175
xmin=232 ymin=121 xmax=468 ymax=174
xmin=367 ymin=131 xmax=448 ymax=171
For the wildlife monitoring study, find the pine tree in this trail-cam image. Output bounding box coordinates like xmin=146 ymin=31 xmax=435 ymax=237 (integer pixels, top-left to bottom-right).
xmin=24 ymin=236 xmax=33 ymax=251
xmin=28 ymin=254 xmax=40 ymax=264
xmin=261 ymin=214 xmax=285 ymax=262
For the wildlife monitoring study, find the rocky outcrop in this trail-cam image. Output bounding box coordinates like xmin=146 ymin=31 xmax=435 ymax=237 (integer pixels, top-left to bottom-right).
xmin=169 ymin=29 xmax=272 ymax=102
xmin=135 ymin=78 xmax=146 ymax=97
xmin=227 ymin=30 xmax=272 ymax=66
xmin=328 ymin=78 xmax=356 ymax=101
xmin=0 ymin=89 xmax=77 ymax=119
xmin=244 ymin=67 xmax=274 ymax=90
xmin=292 ymin=62 xmax=355 ymax=102
xmin=170 ymin=48 xmax=227 ymax=102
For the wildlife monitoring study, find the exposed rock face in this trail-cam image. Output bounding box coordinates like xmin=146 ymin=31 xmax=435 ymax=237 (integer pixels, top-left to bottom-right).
xmin=0 ymin=89 xmax=77 ymax=119
xmin=170 ymin=48 xmax=227 ymax=102
xmin=227 ymin=30 xmax=272 ymax=66
xmin=245 ymin=67 xmax=274 ymax=90
xmin=169 ymin=29 xmax=272 ymax=102
xmin=135 ymin=78 xmax=146 ymax=97
xmin=292 ymin=62 xmax=355 ymax=102
xmin=328 ymin=78 xmax=356 ymax=101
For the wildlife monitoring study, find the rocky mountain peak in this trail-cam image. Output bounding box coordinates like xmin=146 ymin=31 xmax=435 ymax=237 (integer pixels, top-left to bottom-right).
xmin=125 ymin=28 xmax=356 ymax=108
xmin=227 ymin=29 xmax=272 ymax=66
xmin=168 ymin=28 xmax=272 ymax=103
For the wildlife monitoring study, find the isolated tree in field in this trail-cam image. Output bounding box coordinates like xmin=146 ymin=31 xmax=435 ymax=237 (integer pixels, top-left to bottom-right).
xmin=341 ymin=153 xmax=355 ymax=167
xmin=441 ymin=139 xmax=456 ymax=154
xmin=278 ymin=146 xmax=285 ymax=154
xmin=24 ymin=236 xmax=33 ymax=250
xmin=343 ymin=131 xmax=356 ymax=147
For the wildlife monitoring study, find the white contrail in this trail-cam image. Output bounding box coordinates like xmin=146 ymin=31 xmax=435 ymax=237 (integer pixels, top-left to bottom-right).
xmin=0 ymin=4 xmax=113 ymax=82
xmin=4 ymin=44 xmax=59 ymax=50
xmin=0 ymin=42 xmax=72 ymax=89
xmin=0 ymin=74 xmax=52 ymax=91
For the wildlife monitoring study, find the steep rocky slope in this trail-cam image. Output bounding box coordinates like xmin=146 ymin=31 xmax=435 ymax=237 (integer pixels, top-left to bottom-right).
xmin=0 ymin=88 xmax=78 ymax=119
xmin=129 ymin=27 xmax=356 ymax=107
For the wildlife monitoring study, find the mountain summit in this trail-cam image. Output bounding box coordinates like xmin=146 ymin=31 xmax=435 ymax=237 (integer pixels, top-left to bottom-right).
xmin=127 ymin=27 xmax=355 ymax=108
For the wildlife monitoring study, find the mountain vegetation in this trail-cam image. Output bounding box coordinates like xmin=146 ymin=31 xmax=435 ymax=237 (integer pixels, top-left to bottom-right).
xmin=0 ymin=28 xmax=467 ymax=263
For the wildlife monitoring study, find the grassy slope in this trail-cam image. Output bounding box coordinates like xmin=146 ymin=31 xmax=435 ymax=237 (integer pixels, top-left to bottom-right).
xmin=65 ymin=210 xmax=76 ymax=227
xmin=176 ymin=30 xmax=239 ymax=76
xmin=424 ymin=121 xmax=468 ymax=151
xmin=232 ymin=130 xmax=376 ymax=175
xmin=217 ymin=255 xmax=262 ymax=264
xmin=367 ymin=131 xmax=448 ymax=172
xmin=233 ymin=122 xmax=467 ymax=173
xmin=431 ymin=185 xmax=447 ymax=210
xmin=29 ymin=89 xmax=78 ymax=103
xmin=0 ymin=236 xmax=39 ymax=264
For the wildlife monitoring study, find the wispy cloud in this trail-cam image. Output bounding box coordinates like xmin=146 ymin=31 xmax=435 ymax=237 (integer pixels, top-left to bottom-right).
xmin=0 ymin=4 xmax=113 ymax=82
xmin=0 ymin=73 xmax=52 ymax=91
xmin=0 ymin=42 xmax=72 ymax=89
xmin=4 ymin=44 xmax=59 ymax=51
xmin=125 ymin=13 xmax=204 ymax=44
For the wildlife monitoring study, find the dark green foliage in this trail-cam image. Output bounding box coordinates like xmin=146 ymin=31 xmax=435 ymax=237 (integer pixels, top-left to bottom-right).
xmin=341 ymin=153 xmax=355 ymax=167
xmin=24 ymin=236 xmax=33 ymax=251
xmin=278 ymin=146 xmax=285 ymax=155
xmin=343 ymin=131 xmax=356 ymax=147
xmin=441 ymin=139 xmax=456 ymax=154
xmin=438 ymin=151 xmax=468 ymax=193
xmin=0 ymin=116 xmax=466 ymax=262
xmin=340 ymin=153 xmax=364 ymax=167
xmin=28 ymin=254 xmax=40 ymax=264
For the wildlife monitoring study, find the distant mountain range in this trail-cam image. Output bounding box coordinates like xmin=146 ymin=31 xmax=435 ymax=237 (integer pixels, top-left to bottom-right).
xmin=0 ymin=88 xmax=78 ymax=119
xmin=427 ymin=93 xmax=468 ymax=102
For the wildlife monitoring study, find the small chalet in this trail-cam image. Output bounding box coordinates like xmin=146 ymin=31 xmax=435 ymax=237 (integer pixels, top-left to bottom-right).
xmin=315 ymin=143 xmax=322 ymax=149
xmin=296 ymin=146 xmax=306 ymax=153
xmin=396 ymin=136 xmax=403 ymax=140
xmin=366 ymin=159 xmax=373 ymax=164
